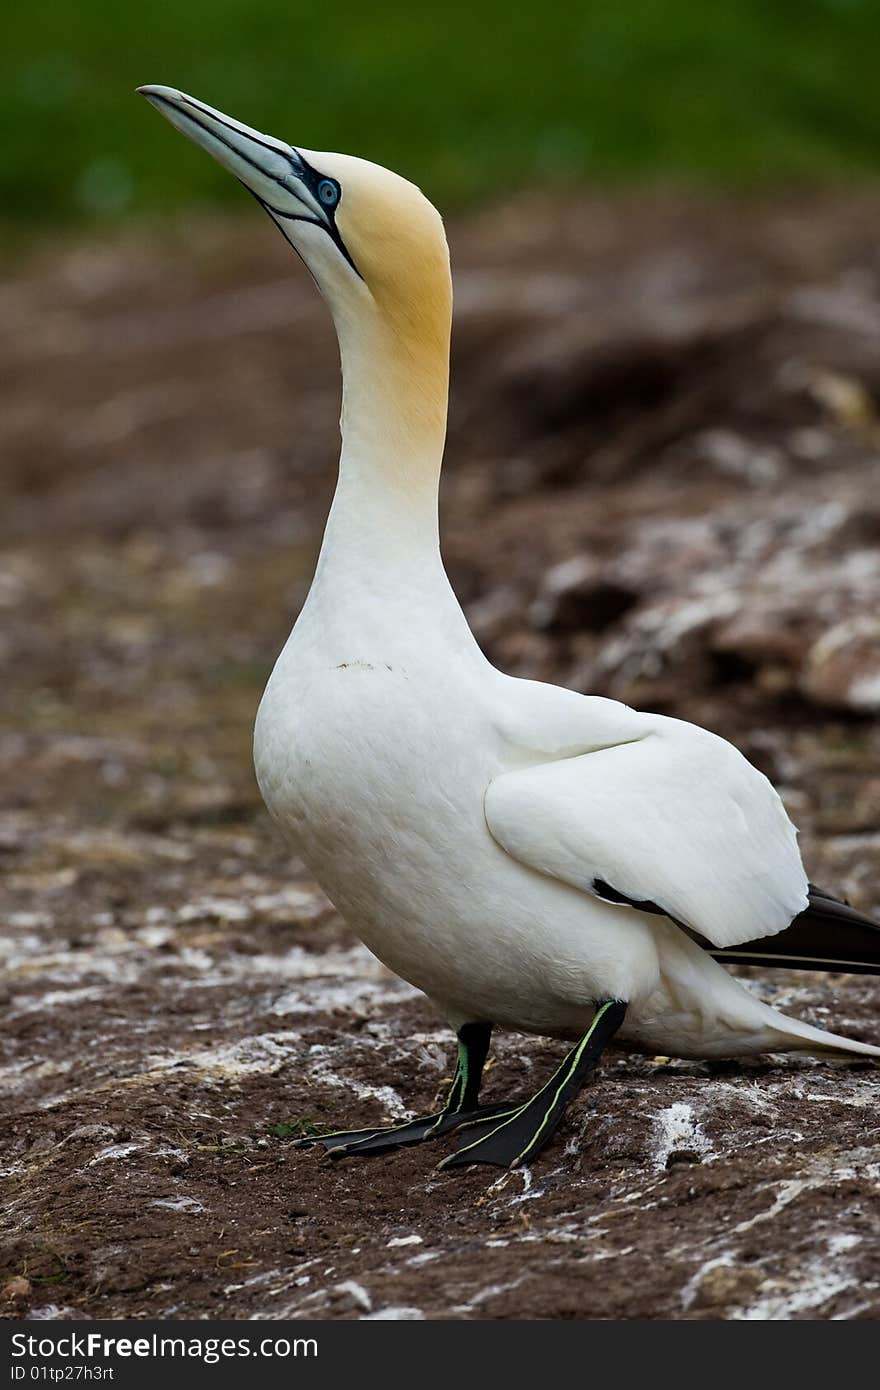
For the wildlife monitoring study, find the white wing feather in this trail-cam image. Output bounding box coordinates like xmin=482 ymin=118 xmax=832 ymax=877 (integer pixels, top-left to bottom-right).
xmin=485 ymin=717 xmax=808 ymax=949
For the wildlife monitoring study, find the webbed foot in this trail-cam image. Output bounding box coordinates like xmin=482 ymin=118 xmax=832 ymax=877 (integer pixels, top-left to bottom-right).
xmin=296 ymin=1021 xmax=499 ymax=1158
xmin=299 ymin=1100 xmax=517 ymax=1157
xmin=441 ymin=1000 xmax=627 ymax=1169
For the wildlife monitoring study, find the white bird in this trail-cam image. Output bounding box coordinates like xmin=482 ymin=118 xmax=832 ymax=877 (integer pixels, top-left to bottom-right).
xmin=140 ymin=86 xmax=880 ymax=1170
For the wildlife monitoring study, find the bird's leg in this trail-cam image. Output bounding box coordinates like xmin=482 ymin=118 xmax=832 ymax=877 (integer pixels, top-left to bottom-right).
xmin=298 ymin=1022 xmax=512 ymax=1157
xmin=441 ymin=1000 xmax=627 ymax=1170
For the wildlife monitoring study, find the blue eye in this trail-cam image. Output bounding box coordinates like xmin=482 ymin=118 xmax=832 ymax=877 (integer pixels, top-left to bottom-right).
xmin=317 ymin=178 xmax=339 ymax=207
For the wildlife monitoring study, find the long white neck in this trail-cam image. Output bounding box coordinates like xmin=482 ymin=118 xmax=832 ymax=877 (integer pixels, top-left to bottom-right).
xmin=301 ymin=268 xmax=474 ymax=656
xmin=321 ymin=308 xmax=447 ymax=580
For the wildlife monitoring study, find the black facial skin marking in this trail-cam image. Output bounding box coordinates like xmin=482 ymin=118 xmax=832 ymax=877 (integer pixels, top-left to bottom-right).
xmin=150 ymin=91 xmax=362 ymax=278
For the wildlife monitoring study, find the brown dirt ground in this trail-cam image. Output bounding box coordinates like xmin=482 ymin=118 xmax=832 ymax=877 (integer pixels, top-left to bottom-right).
xmin=2 ymin=191 xmax=880 ymax=1321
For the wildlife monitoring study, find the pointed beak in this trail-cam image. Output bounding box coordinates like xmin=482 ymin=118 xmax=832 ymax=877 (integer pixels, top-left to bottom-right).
xmin=137 ymin=84 xmax=326 ymax=224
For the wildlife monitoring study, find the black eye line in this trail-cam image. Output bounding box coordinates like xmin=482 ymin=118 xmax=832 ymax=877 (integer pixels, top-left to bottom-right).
xmin=239 ymin=183 xmax=362 ymax=280
xmin=294 ymin=155 xmax=341 ymax=213
xmin=164 ymin=94 xmax=359 ymax=278
xmin=281 ymin=159 xmax=358 ymax=275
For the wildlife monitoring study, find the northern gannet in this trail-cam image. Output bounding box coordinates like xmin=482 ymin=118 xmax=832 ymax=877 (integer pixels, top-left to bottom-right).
xmin=140 ymin=86 xmax=880 ymax=1170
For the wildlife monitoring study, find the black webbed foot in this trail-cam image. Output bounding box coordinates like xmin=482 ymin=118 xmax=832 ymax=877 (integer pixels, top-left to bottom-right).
xmin=296 ymin=1021 xmax=497 ymax=1158
xmin=441 ymin=1000 xmax=627 ymax=1170
xmin=295 ymin=1112 xmax=445 ymax=1155
xmin=300 ymin=1099 xmax=517 ymax=1158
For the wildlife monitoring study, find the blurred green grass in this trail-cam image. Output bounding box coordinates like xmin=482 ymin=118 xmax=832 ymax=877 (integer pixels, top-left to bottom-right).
xmin=3 ymin=0 xmax=880 ymax=227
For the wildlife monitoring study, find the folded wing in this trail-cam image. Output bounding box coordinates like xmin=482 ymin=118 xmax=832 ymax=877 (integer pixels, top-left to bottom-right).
xmin=485 ymin=721 xmax=808 ymax=949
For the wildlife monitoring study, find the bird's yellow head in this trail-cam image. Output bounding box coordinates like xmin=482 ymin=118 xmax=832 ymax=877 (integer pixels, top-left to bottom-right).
xmin=138 ymin=87 xmax=451 ymax=359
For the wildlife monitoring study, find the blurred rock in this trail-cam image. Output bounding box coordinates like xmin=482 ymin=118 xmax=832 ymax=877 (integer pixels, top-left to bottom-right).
xmin=802 ymin=617 xmax=880 ymax=712
xmin=696 ymin=428 xmax=786 ymax=484
xmin=808 ymin=369 xmax=877 ymax=437
xmin=530 ymin=556 xmax=639 ymax=634
xmin=710 ymin=609 xmax=805 ymax=686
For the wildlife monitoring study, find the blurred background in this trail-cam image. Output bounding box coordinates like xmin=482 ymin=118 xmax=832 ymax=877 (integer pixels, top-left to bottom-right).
xmin=4 ymin=1 xmax=880 ymax=1322
xmin=5 ymin=1 xmax=880 ymax=222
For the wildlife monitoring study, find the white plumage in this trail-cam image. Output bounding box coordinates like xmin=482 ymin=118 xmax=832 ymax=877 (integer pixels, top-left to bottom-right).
xmin=485 ymin=713 xmax=808 ymax=950
xmin=140 ymin=85 xmax=879 ymax=1167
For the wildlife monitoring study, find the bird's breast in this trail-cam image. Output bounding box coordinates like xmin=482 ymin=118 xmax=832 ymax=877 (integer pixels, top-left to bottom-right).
xmin=254 ymin=651 xmax=495 ymax=867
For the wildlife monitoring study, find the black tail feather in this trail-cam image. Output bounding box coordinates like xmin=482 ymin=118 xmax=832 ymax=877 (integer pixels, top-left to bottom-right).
xmin=711 ymin=884 xmax=880 ymax=976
